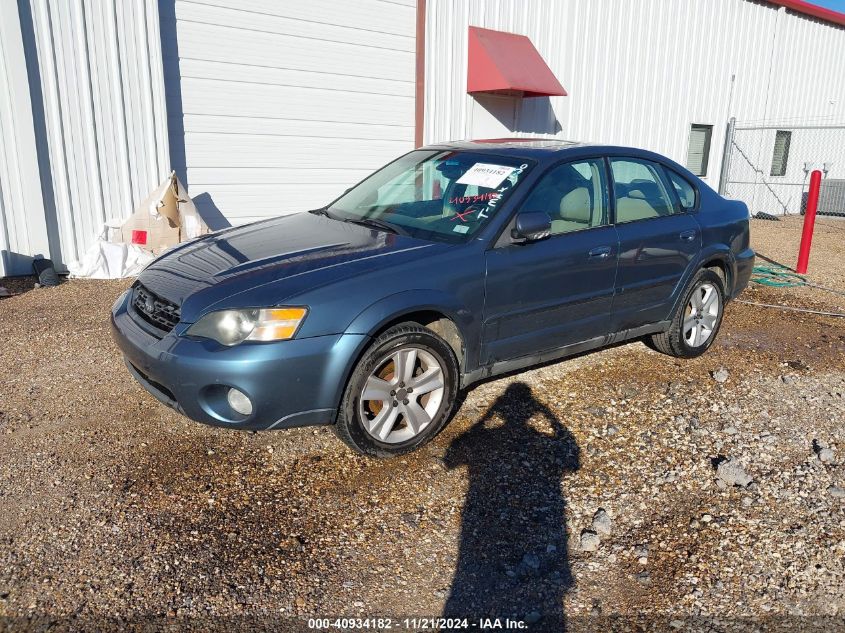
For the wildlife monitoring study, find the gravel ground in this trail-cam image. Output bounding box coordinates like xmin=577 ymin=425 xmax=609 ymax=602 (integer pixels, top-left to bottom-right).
xmin=1 ymin=218 xmax=844 ymax=632
xmin=748 ymin=214 xmax=845 ymax=310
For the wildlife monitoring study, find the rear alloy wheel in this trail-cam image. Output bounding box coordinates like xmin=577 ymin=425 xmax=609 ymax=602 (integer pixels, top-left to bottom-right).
xmin=650 ymin=269 xmax=725 ymax=358
xmin=335 ymin=323 xmax=459 ymax=456
xmin=683 ymin=282 xmax=720 ymax=347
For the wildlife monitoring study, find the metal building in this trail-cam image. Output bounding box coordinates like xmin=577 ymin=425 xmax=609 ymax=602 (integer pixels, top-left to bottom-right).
xmin=2 ymin=0 xmax=844 ymax=276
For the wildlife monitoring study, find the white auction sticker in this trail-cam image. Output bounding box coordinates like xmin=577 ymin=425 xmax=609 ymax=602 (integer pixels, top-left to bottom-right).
xmin=456 ymin=163 xmax=516 ymax=189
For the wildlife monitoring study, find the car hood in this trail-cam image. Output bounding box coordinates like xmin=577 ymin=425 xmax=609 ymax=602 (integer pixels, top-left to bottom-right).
xmin=138 ymin=212 xmax=443 ymax=322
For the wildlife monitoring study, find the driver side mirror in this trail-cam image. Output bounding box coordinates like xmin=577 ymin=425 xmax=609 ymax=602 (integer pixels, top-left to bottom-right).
xmin=511 ymin=212 xmax=552 ymax=244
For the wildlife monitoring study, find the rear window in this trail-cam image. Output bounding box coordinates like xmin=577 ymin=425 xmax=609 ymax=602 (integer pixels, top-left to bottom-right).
xmin=665 ymin=169 xmax=697 ymax=210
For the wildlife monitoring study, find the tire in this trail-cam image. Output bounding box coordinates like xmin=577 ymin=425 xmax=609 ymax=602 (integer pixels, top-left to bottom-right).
xmin=650 ymin=269 xmax=726 ymax=358
xmin=334 ymin=323 xmax=460 ymax=457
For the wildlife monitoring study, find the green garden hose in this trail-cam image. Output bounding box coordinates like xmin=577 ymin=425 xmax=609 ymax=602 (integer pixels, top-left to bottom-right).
xmin=749 ymin=264 xmax=845 ymax=297
xmin=749 ymin=264 xmax=806 ymax=287
xmin=742 ymin=263 xmax=845 ymax=316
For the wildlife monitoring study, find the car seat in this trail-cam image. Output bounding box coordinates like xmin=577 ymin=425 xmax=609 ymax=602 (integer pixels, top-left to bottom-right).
xmin=545 ymin=165 xmax=596 ymax=234
xmin=615 ymin=179 xmax=670 ymax=222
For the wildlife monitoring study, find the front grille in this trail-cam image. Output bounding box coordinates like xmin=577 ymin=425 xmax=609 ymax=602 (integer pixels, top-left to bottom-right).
xmin=132 ymin=284 xmax=181 ymax=333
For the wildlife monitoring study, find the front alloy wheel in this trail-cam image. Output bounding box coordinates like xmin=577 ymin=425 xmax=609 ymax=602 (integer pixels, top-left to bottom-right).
xmin=358 ymin=347 xmax=446 ymax=443
xmin=335 ymin=323 xmax=459 ymax=456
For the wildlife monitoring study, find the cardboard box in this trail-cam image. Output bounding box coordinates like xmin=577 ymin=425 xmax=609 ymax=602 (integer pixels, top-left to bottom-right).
xmin=112 ymin=172 xmax=210 ymax=254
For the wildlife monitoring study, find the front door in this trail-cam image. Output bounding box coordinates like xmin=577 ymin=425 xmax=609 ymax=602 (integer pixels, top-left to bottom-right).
xmin=482 ymin=158 xmax=619 ymax=364
xmin=608 ymin=157 xmax=701 ymax=331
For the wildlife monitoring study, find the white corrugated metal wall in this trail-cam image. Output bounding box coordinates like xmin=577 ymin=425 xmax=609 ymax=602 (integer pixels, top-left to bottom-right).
xmin=0 ymin=0 xmax=169 ymax=276
xmin=4 ymin=0 xmax=845 ymax=276
xmin=161 ymin=0 xmax=417 ymax=226
xmin=0 ymin=0 xmax=50 ymax=277
xmin=424 ymin=0 xmax=845 ymax=190
xmin=28 ymin=0 xmax=171 ymax=270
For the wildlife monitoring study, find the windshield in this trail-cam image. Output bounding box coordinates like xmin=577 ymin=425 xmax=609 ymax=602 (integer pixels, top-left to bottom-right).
xmin=325 ymin=150 xmax=534 ymax=243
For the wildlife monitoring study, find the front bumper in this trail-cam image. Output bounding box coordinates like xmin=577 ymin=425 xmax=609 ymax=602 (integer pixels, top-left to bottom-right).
xmin=110 ymin=290 xmax=369 ymax=430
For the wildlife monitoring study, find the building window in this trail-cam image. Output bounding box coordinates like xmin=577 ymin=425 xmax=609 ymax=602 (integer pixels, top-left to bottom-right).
xmin=770 ymin=130 xmax=792 ymax=177
xmin=686 ymin=124 xmax=712 ymax=177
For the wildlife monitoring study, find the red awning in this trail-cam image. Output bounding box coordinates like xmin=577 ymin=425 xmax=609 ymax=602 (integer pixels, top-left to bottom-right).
xmin=768 ymin=0 xmax=845 ymax=28
xmin=467 ymin=26 xmax=567 ymax=98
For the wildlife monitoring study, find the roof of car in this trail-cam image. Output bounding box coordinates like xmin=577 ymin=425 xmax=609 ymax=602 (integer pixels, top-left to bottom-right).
xmin=423 ymin=138 xmax=688 ymax=170
xmin=426 ymin=138 xmax=584 ymax=153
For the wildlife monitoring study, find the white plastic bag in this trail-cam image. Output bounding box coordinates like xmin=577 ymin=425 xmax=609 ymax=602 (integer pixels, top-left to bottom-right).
xmin=67 ymin=238 xmax=154 ymax=279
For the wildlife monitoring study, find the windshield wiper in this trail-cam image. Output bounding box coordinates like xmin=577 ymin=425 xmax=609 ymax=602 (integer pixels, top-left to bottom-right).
xmin=309 ymin=206 xmax=335 ymax=218
xmin=343 ymin=217 xmax=405 ymax=235
xmin=313 ymin=207 xmax=407 ymax=236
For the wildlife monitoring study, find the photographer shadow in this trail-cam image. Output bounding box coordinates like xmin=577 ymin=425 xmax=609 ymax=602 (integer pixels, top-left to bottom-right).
xmin=443 ymin=382 xmax=580 ymax=628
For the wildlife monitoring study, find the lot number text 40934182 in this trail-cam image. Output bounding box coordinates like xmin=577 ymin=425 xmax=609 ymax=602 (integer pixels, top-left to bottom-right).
xmin=307 ymin=617 xmax=529 ymax=630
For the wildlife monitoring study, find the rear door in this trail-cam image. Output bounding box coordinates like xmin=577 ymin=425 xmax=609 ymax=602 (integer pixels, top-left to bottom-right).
xmin=609 ymin=157 xmax=701 ymax=331
xmin=482 ymin=158 xmax=619 ymax=364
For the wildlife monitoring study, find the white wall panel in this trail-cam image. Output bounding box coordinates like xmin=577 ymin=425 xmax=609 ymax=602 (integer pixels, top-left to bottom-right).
xmin=7 ymin=0 xmax=843 ymax=274
xmin=424 ymin=0 xmax=845 ymax=189
xmin=20 ymin=0 xmax=170 ymax=270
xmin=0 ymin=0 xmax=50 ymax=277
xmin=165 ymin=0 xmax=416 ymax=224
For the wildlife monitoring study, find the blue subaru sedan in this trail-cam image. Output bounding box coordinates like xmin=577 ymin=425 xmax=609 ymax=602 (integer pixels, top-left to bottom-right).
xmin=111 ymin=140 xmax=754 ymax=456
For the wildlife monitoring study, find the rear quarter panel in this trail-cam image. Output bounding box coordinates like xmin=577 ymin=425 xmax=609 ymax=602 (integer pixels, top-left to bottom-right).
xmin=694 ymin=186 xmax=753 ymax=298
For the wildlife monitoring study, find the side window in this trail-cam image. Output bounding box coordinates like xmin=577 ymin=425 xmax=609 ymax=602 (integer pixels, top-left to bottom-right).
xmin=610 ymin=159 xmax=677 ymax=223
xmin=520 ymin=159 xmax=608 ymax=235
xmin=666 ymin=169 xmax=697 ymax=210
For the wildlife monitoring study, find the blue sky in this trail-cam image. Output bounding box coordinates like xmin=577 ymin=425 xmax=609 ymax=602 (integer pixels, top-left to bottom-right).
xmin=813 ymin=0 xmax=845 ymax=13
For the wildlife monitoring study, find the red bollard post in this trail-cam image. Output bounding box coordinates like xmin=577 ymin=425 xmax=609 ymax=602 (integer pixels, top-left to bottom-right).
xmin=796 ymin=170 xmax=822 ymax=274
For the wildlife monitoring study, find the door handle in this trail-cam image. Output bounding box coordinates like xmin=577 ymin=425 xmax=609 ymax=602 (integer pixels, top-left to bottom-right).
xmin=588 ymin=246 xmax=612 ymax=258
xmin=679 ymin=230 xmax=697 ymax=241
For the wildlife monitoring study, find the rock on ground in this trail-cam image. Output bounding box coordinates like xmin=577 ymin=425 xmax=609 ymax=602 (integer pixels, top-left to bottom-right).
xmin=716 ymin=458 xmax=753 ymax=487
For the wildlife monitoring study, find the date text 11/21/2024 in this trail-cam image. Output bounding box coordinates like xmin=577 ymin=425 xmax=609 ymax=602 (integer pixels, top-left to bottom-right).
xmin=307 ymin=617 xmax=529 ymax=629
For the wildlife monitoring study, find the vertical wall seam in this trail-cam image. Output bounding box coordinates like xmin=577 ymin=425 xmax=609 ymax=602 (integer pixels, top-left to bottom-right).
xmin=77 ymin=0 xmax=107 ymax=226
xmin=145 ymin=0 xmax=169 ymax=180
xmin=0 ymin=28 xmax=19 ymax=263
xmin=138 ymin=0 xmax=159 ymax=187
xmin=0 ymin=58 xmax=17 ymax=257
xmin=107 ymin=0 xmax=134 ymax=216
xmin=414 ymin=0 xmax=425 ymax=147
xmin=40 ymin=0 xmax=78 ymax=263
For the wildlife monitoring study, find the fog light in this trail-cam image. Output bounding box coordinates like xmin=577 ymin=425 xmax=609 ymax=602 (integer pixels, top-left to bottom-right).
xmin=226 ymin=388 xmax=253 ymax=416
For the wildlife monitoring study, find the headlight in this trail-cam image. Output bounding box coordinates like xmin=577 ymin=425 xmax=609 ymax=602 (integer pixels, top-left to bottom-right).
xmin=186 ymin=307 xmax=308 ymax=346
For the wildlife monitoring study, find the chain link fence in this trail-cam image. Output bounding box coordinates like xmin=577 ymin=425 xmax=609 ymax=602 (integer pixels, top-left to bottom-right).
xmin=720 ymin=120 xmax=845 ymax=218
